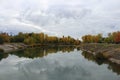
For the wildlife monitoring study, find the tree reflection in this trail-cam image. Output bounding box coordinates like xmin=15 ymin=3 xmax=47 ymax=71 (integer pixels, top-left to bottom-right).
xmin=0 ymin=47 xmax=120 ymax=76
xmin=0 ymin=53 xmax=8 ymax=61
xmin=0 ymin=46 xmax=76 ymax=60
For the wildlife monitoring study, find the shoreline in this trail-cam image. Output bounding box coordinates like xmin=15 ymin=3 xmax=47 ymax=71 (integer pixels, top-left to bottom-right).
xmin=77 ymin=43 xmax=120 ymax=65
xmin=1 ymin=43 xmax=120 ymax=65
xmin=0 ymin=43 xmax=77 ymax=53
xmin=0 ymin=43 xmax=28 ymax=53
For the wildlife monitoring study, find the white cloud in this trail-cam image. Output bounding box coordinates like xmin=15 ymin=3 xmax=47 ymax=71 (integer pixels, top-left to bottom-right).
xmin=0 ymin=0 xmax=120 ymax=38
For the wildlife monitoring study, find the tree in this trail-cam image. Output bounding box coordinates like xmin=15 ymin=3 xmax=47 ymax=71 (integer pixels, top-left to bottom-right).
xmin=82 ymin=34 xmax=103 ymax=43
xmin=39 ymin=33 xmax=44 ymax=44
xmin=24 ymin=37 xmax=35 ymax=45
xmin=12 ymin=32 xmax=26 ymax=42
xmin=97 ymin=34 xmax=102 ymax=43
xmin=113 ymin=31 xmax=120 ymax=43
xmin=0 ymin=33 xmax=10 ymax=43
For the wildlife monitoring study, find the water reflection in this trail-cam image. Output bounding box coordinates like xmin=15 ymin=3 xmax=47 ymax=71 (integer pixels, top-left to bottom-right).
xmin=0 ymin=46 xmax=75 ymax=60
xmin=0 ymin=46 xmax=120 ymax=80
xmin=16 ymin=57 xmax=92 ymax=80
xmin=81 ymin=51 xmax=120 ymax=75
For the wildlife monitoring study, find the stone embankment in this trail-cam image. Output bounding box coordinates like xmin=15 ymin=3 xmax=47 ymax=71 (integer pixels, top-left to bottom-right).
xmin=0 ymin=43 xmax=27 ymax=53
xmin=78 ymin=43 xmax=120 ymax=64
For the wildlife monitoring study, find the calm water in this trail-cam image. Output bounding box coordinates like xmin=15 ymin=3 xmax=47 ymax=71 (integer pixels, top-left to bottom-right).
xmin=0 ymin=46 xmax=120 ymax=80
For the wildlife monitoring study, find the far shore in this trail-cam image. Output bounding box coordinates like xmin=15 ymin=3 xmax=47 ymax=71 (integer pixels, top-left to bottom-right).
xmin=0 ymin=43 xmax=77 ymax=53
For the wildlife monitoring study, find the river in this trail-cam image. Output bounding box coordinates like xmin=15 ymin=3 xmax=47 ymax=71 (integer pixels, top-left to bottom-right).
xmin=0 ymin=46 xmax=120 ymax=80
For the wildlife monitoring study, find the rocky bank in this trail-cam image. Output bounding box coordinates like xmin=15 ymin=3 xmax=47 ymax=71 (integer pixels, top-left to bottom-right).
xmin=0 ymin=43 xmax=27 ymax=53
xmin=78 ymin=43 xmax=120 ymax=65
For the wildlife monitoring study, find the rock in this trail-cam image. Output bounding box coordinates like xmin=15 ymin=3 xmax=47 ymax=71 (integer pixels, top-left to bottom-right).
xmin=0 ymin=43 xmax=27 ymax=53
xmin=109 ymin=58 xmax=120 ymax=64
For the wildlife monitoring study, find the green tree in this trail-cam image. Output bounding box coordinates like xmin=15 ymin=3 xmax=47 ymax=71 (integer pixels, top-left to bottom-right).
xmin=24 ymin=37 xmax=35 ymax=45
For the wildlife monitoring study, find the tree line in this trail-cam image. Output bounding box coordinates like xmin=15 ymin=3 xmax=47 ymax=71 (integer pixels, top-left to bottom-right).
xmin=82 ymin=31 xmax=120 ymax=44
xmin=0 ymin=32 xmax=81 ymax=45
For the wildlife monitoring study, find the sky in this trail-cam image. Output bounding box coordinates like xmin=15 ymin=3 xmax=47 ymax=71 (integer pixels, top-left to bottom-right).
xmin=0 ymin=0 xmax=120 ymax=38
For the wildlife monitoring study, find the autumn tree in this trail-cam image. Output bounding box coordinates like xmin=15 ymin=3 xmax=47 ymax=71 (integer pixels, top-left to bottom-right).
xmin=39 ymin=33 xmax=44 ymax=44
xmin=82 ymin=34 xmax=103 ymax=43
xmin=82 ymin=35 xmax=93 ymax=43
xmin=113 ymin=31 xmax=120 ymax=43
xmin=24 ymin=37 xmax=35 ymax=45
xmin=96 ymin=34 xmax=103 ymax=43
xmin=0 ymin=33 xmax=10 ymax=44
xmin=0 ymin=32 xmax=81 ymax=45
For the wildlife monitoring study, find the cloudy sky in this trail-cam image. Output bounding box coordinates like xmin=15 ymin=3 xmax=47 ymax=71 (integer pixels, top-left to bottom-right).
xmin=0 ymin=0 xmax=120 ymax=38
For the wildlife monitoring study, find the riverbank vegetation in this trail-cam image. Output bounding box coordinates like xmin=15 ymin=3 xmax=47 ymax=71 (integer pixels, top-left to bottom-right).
xmin=0 ymin=31 xmax=120 ymax=65
xmin=82 ymin=31 xmax=120 ymax=44
xmin=0 ymin=32 xmax=81 ymax=45
xmin=79 ymin=31 xmax=120 ymax=65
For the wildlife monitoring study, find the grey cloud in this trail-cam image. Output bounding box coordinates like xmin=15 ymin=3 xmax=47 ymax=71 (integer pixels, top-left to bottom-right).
xmin=0 ymin=0 xmax=120 ymax=38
